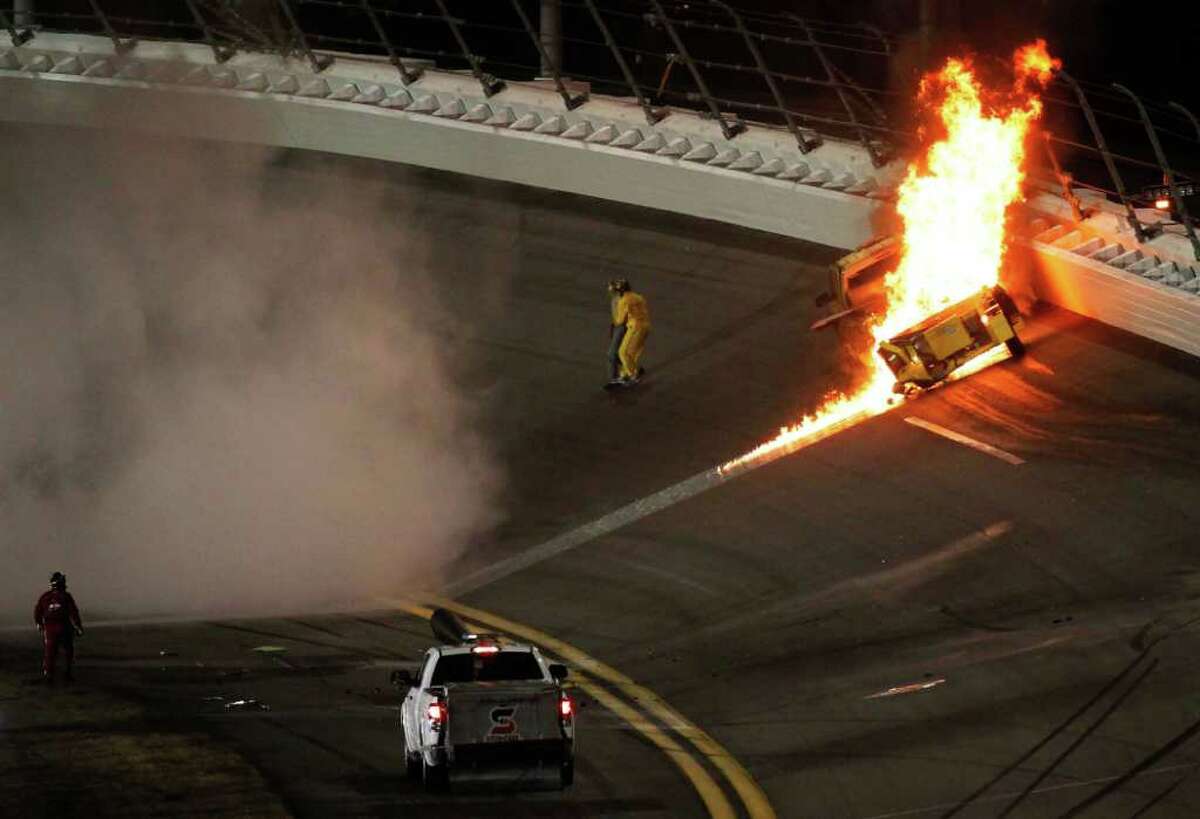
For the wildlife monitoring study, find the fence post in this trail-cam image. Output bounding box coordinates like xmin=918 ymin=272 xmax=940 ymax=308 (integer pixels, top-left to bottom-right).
xmin=276 ymin=0 xmax=331 ymax=72
xmin=793 ymin=14 xmax=889 ymax=164
xmin=0 ymin=8 xmax=33 ymax=46
xmin=184 ymin=0 xmax=235 ymax=63
xmin=431 ymin=0 xmax=503 ymax=96
xmin=1056 ymin=71 xmax=1147 ymax=243
xmin=508 ymin=0 xmax=585 ymax=109
xmin=1114 ymin=83 xmax=1200 ymax=261
xmin=1041 ymin=132 xmax=1084 ymax=222
xmin=581 ymin=0 xmax=664 ymax=126
xmin=710 ymin=1 xmax=815 ymax=153
xmin=86 ymin=0 xmax=135 ymax=54
xmin=539 ymin=0 xmax=561 ymax=77
xmin=359 ymin=1 xmax=421 ymax=84
xmin=1167 ymin=102 xmax=1200 ymax=143
xmin=649 ymin=0 xmax=743 ymax=139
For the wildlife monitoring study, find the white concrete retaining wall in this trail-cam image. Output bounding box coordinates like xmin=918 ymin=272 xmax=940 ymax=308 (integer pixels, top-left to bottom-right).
xmin=0 ymin=33 xmax=899 ymax=251
xmin=2 ymin=33 xmax=1199 ymax=358
xmin=1025 ymin=190 xmax=1200 ymax=357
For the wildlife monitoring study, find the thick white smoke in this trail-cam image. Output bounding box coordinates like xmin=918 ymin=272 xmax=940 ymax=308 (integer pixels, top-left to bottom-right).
xmin=0 ymin=125 xmax=501 ymax=621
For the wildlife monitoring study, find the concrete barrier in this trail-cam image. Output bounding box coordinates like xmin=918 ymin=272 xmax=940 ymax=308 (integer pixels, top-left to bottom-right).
xmin=1024 ymin=190 xmax=1200 ymax=356
xmin=0 ymin=33 xmax=899 ymax=252
xmin=2 ymin=33 xmax=1199 ymax=359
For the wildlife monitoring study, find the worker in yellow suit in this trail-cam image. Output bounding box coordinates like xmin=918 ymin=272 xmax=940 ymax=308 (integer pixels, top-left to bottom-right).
xmin=607 ymin=278 xmax=650 ymax=387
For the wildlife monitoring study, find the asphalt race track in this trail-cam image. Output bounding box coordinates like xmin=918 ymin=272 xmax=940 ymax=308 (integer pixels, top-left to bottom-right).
xmin=4 ymin=125 xmax=1200 ymax=818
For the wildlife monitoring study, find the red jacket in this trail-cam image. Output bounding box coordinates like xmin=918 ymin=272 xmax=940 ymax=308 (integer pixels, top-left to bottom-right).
xmin=35 ymin=590 xmax=82 ymax=630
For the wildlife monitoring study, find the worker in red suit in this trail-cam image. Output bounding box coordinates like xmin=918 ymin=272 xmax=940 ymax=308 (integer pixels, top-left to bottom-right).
xmin=34 ymin=572 xmax=83 ymax=684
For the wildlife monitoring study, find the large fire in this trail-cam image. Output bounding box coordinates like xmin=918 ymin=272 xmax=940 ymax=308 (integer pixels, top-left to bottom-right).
xmin=722 ymin=41 xmax=1058 ymax=473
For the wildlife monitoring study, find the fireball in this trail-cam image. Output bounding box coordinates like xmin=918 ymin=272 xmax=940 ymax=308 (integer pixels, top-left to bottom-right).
xmin=722 ymin=41 xmax=1057 ymax=473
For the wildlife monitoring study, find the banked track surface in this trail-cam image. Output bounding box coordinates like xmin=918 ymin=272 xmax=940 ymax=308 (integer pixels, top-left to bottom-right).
xmin=3 ymin=125 xmax=1200 ymax=817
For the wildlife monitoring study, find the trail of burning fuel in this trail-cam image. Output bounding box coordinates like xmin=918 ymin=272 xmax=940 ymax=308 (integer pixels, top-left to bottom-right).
xmin=720 ymin=41 xmax=1058 ymax=475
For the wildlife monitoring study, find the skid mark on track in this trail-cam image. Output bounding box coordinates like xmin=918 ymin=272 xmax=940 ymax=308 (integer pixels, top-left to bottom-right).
xmin=1058 ymin=715 xmax=1200 ymax=818
xmin=863 ymin=762 xmax=1197 ymax=819
xmin=287 ymin=619 xmax=345 ymax=640
xmin=210 ymin=622 xmax=396 ymax=660
xmin=937 ymin=650 xmax=1153 ymax=818
xmin=995 ymin=659 xmax=1159 ymax=817
xmin=605 ymin=555 xmax=722 ymax=597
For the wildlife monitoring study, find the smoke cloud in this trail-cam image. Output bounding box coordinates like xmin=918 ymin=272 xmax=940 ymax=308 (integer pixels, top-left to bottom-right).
xmin=0 ymin=125 xmax=502 ymax=622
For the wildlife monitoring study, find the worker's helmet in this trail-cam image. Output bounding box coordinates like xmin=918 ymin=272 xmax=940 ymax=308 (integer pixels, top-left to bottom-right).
xmin=608 ymin=278 xmax=631 ymax=294
xmin=49 ymin=572 xmax=66 ymax=590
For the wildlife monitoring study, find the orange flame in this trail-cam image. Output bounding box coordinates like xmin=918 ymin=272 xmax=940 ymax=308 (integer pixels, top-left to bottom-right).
xmin=722 ymin=43 xmax=1056 ymax=473
xmin=1014 ymin=39 xmax=1061 ymax=88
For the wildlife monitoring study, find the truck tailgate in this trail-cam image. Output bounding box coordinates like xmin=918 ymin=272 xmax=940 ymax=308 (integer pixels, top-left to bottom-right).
xmin=446 ymin=682 xmax=560 ymax=747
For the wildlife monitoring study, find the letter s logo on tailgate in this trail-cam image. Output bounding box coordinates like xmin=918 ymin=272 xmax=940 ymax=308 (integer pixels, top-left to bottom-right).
xmin=488 ymin=706 xmax=520 ymax=740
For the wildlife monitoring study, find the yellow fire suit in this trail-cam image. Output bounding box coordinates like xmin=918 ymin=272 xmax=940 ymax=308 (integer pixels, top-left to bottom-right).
xmin=612 ymin=291 xmax=651 ymax=379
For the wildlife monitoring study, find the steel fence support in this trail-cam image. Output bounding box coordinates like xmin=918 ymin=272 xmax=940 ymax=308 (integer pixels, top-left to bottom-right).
xmin=539 ymin=0 xmax=561 ymax=78
xmin=1042 ymin=132 xmax=1084 ymax=222
xmin=1056 ymin=71 xmax=1147 ymax=243
xmin=508 ymin=0 xmax=585 ymax=109
xmin=831 ymin=62 xmax=888 ymax=126
xmin=86 ymin=0 xmax=135 ymax=54
xmin=861 ymin=23 xmax=891 ymax=56
xmin=359 ymin=0 xmax=420 ymax=84
xmin=581 ymin=0 xmax=664 ymax=126
xmin=0 ymin=8 xmax=33 ymax=47
xmin=1168 ymin=101 xmax=1200 ymax=142
xmin=649 ymin=0 xmax=743 ymax=139
xmin=711 ymin=2 xmax=815 ymax=153
xmin=431 ymin=0 xmax=503 ymax=97
xmin=184 ymin=0 xmax=234 ymax=63
xmin=276 ymin=0 xmax=331 ymax=72
xmin=1115 ymin=83 xmax=1200 ymax=260
xmin=795 ymin=14 xmax=889 ymax=163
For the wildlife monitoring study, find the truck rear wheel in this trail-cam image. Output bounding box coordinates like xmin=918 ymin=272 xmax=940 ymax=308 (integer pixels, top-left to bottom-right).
xmin=405 ymin=752 xmax=421 ymax=781
xmin=560 ymin=760 xmax=575 ymax=788
xmin=422 ymin=758 xmax=449 ymax=792
xmin=1005 ymin=335 xmax=1026 ymax=359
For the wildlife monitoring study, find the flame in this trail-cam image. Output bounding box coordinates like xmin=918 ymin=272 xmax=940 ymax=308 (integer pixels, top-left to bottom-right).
xmin=722 ymin=43 xmax=1055 ymax=474
xmin=1014 ymin=39 xmax=1061 ymax=89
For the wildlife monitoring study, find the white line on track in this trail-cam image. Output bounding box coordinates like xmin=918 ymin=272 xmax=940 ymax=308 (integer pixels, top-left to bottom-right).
xmin=904 ymin=416 xmax=1025 ymax=465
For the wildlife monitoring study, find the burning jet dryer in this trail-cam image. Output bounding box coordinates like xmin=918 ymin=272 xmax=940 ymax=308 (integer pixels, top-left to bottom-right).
xmin=877 ymin=285 xmax=1024 ymax=393
xmin=814 ymin=238 xmax=1026 ymax=392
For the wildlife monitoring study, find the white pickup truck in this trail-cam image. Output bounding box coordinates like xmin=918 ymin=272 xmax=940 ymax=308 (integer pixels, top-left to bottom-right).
xmin=393 ymin=609 xmax=576 ymax=790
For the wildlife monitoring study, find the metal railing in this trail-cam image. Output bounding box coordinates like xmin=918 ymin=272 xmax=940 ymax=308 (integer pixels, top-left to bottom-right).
xmin=1035 ymin=72 xmax=1200 ymax=259
xmin=3 ymin=1 xmax=1199 ymax=257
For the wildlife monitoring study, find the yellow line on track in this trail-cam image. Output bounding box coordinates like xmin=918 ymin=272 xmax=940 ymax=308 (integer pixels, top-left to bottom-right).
xmin=394 ymin=596 xmax=776 ymax=819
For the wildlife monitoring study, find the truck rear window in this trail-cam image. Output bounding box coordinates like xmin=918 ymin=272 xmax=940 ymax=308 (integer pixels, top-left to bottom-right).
xmin=431 ymin=651 xmax=544 ymax=684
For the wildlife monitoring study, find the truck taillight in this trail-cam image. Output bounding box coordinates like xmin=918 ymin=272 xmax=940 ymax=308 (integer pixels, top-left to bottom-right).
xmin=559 ymin=695 xmax=573 ymax=722
xmin=427 ymin=701 xmax=445 ymax=724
